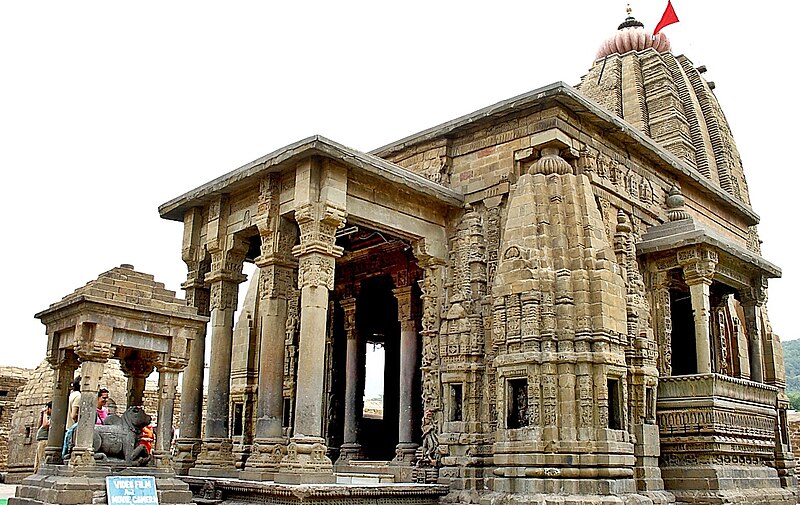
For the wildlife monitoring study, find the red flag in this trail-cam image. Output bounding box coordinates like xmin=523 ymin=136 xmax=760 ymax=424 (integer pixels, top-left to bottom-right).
xmin=653 ymin=1 xmax=679 ymax=35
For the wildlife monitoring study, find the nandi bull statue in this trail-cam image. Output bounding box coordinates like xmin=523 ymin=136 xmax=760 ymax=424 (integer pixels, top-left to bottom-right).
xmin=93 ymin=405 xmax=152 ymax=466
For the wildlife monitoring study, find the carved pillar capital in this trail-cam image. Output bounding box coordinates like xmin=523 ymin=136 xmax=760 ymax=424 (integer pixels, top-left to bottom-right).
xmin=292 ymin=202 xmax=346 ymax=257
xmin=678 ymin=246 xmax=718 ymax=286
xmin=47 ymin=348 xmax=78 ymax=370
xmin=742 ymin=275 xmax=768 ymax=307
xmin=393 ymin=285 xmax=417 ymax=331
xmin=119 ymin=357 xmax=155 ymax=379
xmin=73 ymin=323 xmax=114 ymax=363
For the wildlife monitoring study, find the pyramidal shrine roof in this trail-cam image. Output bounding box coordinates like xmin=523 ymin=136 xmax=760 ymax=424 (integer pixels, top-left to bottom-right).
xmin=577 ymin=8 xmax=752 ymax=208
xmin=36 ymin=263 xmax=200 ymax=320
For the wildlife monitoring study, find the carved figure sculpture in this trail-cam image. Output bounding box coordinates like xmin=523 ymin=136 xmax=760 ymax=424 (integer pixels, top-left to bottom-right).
xmin=419 ymin=409 xmax=439 ymax=466
xmin=93 ymin=406 xmax=152 ymax=466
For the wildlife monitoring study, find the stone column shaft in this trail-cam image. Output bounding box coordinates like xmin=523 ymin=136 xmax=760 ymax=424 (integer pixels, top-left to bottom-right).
xmin=70 ymin=359 xmax=105 ymax=467
xmin=343 ymin=333 xmax=360 ymax=445
xmin=393 ymin=285 xmax=419 ymax=464
xmin=128 ymin=376 xmax=146 ymax=407
xmin=154 ymin=369 xmax=179 ymax=468
xmin=180 ymin=325 xmax=206 ymax=438
xmin=294 ymin=283 xmax=330 ymax=437
xmin=205 ymin=280 xmax=239 ymax=439
xmin=336 ymin=297 xmax=363 ymax=466
xmin=46 ymin=360 xmax=76 ymax=465
xmin=256 ymin=295 xmax=288 ymax=438
xmin=398 ymin=321 xmax=418 ymax=437
xmin=174 ymin=284 xmax=208 ymax=474
xmin=743 ymin=301 xmax=765 ymax=383
xmin=688 ymin=280 xmax=712 ymax=374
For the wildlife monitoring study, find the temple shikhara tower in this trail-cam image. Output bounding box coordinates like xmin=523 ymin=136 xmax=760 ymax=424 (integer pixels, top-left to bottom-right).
xmin=17 ymin=7 xmax=797 ymax=505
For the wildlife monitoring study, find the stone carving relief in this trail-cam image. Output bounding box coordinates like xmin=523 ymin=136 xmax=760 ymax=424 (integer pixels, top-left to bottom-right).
xmin=421 ymin=156 xmax=451 ymax=185
xmin=297 ymin=254 xmax=336 ymax=291
xmin=581 ymin=148 xmax=657 ymax=210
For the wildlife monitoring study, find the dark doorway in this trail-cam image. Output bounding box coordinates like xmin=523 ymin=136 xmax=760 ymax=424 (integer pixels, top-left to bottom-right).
xmin=670 ymin=288 xmax=697 ymax=375
xmin=357 ymin=275 xmax=399 ymax=460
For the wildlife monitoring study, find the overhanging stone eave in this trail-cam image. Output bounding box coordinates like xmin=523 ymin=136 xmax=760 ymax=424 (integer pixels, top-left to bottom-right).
xmin=636 ymin=221 xmax=781 ymax=279
xmin=35 ymin=295 xmax=209 ymax=325
xmin=369 ymin=81 xmax=759 ymax=227
xmin=158 ymin=135 xmax=463 ymax=222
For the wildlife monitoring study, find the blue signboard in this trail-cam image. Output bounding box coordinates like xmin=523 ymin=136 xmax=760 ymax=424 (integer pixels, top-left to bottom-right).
xmin=105 ymin=476 xmax=159 ymax=505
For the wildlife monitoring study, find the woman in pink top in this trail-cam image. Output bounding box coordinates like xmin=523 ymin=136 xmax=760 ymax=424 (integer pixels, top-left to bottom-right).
xmin=96 ymin=388 xmax=109 ymax=425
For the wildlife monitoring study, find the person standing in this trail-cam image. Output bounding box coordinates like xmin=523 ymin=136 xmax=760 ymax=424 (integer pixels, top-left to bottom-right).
xmin=33 ymin=401 xmax=52 ymax=472
xmin=96 ymin=388 xmax=109 ymax=424
xmin=66 ymin=376 xmax=81 ymax=429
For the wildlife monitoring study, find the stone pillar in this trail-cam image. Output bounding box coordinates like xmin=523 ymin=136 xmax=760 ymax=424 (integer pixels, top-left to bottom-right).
xmin=248 ymin=263 xmax=293 ymax=476
xmin=687 ymin=280 xmax=712 ymax=374
xmin=173 ymin=279 xmax=209 ymax=474
xmin=292 ymin=257 xmax=334 ymax=434
xmin=682 ymin=251 xmax=716 ymax=375
xmin=45 ymin=353 xmax=77 ymax=465
xmin=247 ymin=176 xmax=297 ymax=476
xmin=153 ymin=367 xmax=180 ymax=468
xmin=392 ymin=285 xmax=419 ymax=465
xmin=68 ymin=321 xmax=114 ymax=468
xmin=120 ymin=357 xmax=153 ymax=407
xmin=174 ymin=207 xmax=211 ymax=475
xmin=742 ymin=280 xmax=766 ymax=383
xmin=335 ymin=297 xmax=363 ymax=466
xmin=192 ymin=238 xmax=248 ymax=475
xmin=276 ymin=159 xmax=346 ymax=484
xmin=69 ymin=359 xmax=106 ymax=467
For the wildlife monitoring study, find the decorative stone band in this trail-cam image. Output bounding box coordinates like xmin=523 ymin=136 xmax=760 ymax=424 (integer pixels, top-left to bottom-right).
xmin=257 ymin=264 xmax=294 ymax=300
xmin=297 ymin=253 xmax=337 ymax=291
xmin=658 ymin=373 xmax=778 ymax=406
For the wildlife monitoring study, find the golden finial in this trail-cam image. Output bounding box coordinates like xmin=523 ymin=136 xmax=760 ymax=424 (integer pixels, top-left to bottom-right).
xmin=626 ymin=3 xmax=632 ymax=16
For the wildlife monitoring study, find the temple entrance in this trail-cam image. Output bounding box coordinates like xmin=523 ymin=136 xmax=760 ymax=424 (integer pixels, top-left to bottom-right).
xmin=357 ymin=275 xmax=399 ymax=460
xmin=327 ymin=225 xmax=424 ymax=465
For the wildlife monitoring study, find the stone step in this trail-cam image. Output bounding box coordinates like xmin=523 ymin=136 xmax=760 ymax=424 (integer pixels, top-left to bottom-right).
xmin=335 ymin=472 xmax=395 ymax=484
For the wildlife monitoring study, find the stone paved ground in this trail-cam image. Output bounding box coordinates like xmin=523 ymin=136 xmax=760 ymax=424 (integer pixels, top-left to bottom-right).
xmin=0 ymin=483 xmax=15 ymax=500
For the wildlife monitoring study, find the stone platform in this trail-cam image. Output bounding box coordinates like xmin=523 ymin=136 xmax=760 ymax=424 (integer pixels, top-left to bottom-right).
xmin=9 ymin=465 xmax=193 ymax=505
xmin=181 ymin=475 xmax=449 ymax=505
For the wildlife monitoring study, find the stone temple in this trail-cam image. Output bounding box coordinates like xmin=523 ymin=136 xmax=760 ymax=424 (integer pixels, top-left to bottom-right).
xmin=17 ymin=10 xmax=798 ymax=505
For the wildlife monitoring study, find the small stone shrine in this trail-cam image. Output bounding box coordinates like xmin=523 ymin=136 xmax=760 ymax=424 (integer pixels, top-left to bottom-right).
xmin=11 ymin=264 xmax=207 ymax=505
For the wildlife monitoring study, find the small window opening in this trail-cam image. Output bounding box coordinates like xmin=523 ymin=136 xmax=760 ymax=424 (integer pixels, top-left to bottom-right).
xmin=608 ymin=379 xmax=623 ymax=430
xmin=507 ymin=378 xmax=529 ymax=429
xmin=232 ymin=402 xmax=244 ymax=436
xmin=450 ymin=384 xmax=463 ymax=422
xmin=282 ymin=398 xmax=292 ymax=428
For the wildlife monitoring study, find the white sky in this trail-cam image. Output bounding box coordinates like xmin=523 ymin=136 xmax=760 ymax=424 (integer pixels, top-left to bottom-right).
xmin=2 ymin=1 xmax=798 ymax=369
